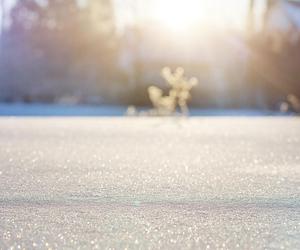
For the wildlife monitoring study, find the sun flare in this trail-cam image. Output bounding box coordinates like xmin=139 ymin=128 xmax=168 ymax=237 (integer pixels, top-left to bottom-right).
xmin=153 ymin=0 xmax=202 ymax=32
xmin=155 ymin=0 xmax=200 ymax=31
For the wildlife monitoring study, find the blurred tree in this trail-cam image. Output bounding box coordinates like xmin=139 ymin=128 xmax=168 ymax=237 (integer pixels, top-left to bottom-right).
xmin=121 ymin=0 xmax=145 ymax=105
xmin=0 ymin=0 xmax=4 ymax=34
xmin=0 ymin=0 xmax=118 ymax=103
xmin=263 ymin=0 xmax=276 ymax=32
xmin=247 ymin=0 xmax=255 ymax=35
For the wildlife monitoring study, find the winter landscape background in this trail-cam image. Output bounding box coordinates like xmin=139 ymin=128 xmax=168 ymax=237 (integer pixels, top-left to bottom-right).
xmin=0 ymin=0 xmax=300 ymax=111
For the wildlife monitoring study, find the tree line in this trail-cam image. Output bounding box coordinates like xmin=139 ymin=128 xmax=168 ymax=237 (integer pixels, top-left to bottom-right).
xmin=0 ymin=0 xmax=120 ymax=104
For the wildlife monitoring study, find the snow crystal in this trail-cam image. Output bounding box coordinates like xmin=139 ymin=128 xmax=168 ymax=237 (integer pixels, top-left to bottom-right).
xmin=0 ymin=117 xmax=299 ymax=249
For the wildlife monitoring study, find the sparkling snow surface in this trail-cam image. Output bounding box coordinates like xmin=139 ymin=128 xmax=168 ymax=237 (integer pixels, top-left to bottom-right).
xmin=0 ymin=117 xmax=299 ymax=249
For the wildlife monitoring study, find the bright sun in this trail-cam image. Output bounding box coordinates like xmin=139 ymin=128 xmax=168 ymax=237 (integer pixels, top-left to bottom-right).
xmin=153 ymin=0 xmax=202 ymax=32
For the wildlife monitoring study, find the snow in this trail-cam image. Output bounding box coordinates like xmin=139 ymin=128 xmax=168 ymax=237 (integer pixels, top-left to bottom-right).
xmin=0 ymin=104 xmax=127 ymax=117
xmin=0 ymin=117 xmax=299 ymax=249
xmin=0 ymin=103 xmax=282 ymax=117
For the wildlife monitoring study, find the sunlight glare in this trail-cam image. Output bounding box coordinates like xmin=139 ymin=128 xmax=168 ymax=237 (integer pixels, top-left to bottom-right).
xmin=154 ymin=0 xmax=202 ymax=32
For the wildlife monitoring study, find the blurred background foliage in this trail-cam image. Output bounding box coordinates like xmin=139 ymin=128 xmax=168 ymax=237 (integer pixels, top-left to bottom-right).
xmin=0 ymin=0 xmax=300 ymax=111
xmin=0 ymin=0 xmax=119 ymax=104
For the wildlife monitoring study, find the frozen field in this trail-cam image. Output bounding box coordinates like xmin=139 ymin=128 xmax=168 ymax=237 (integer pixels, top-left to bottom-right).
xmin=0 ymin=117 xmax=299 ymax=249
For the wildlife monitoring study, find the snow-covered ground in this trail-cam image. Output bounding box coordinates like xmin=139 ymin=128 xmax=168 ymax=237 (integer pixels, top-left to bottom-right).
xmin=0 ymin=104 xmax=127 ymax=117
xmin=0 ymin=103 xmax=283 ymax=116
xmin=0 ymin=117 xmax=299 ymax=249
